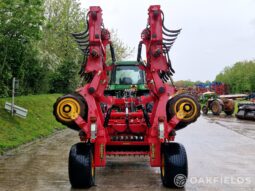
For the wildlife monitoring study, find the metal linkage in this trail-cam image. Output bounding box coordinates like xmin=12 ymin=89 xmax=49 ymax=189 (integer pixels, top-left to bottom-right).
xmin=160 ymin=11 xmax=181 ymax=83
xmin=72 ymin=15 xmax=90 ymax=81
xmin=136 ymin=105 xmax=151 ymax=128
xmin=70 ymin=7 xmax=114 ymax=166
xmin=72 ymin=19 xmax=90 ymax=55
xmin=137 ymin=6 xmax=181 ymax=84
xmin=161 ymin=11 xmax=181 ymax=55
xmin=72 ymin=7 xmax=115 ymax=84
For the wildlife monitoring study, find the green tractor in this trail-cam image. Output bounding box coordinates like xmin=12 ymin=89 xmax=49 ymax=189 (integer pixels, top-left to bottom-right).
xmin=104 ymin=61 xmax=153 ymax=113
xmin=200 ymin=92 xmax=235 ymax=116
xmin=105 ymin=61 xmax=148 ymax=94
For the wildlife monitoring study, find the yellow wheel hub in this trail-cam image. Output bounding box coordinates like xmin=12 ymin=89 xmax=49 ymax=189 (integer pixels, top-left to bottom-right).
xmin=184 ymin=104 xmax=191 ymax=111
xmin=56 ymin=97 xmax=80 ymax=122
xmin=174 ymin=98 xmax=198 ymax=121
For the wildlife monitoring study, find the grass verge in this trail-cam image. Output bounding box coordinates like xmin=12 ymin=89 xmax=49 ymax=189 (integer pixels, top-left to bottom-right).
xmin=0 ymin=94 xmax=63 ymax=154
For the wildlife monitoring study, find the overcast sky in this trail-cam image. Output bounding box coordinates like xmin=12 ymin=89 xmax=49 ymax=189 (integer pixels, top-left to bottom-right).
xmin=81 ymin=0 xmax=255 ymax=81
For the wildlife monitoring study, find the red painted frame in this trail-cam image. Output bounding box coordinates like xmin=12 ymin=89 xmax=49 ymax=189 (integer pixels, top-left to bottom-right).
xmin=74 ymin=5 xmax=181 ymax=167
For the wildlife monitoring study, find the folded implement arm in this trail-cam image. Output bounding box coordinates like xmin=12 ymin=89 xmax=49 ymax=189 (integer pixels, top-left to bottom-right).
xmin=54 ymin=6 xmax=113 ymax=167
xmin=135 ymin=5 xmax=200 ymax=166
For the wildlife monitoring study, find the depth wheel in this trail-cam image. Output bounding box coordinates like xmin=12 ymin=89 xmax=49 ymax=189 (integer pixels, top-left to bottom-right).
xmin=167 ymin=93 xmax=200 ymax=130
xmin=161 ymin=142 xmax=188 ymax=188
xmin=69 ymin=142 xmax=95 ymax=188
xmin=53 ymin=93 xmax=87 ymax=130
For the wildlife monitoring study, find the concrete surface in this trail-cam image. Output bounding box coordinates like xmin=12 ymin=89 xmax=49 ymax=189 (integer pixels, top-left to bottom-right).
xmin=0 ymin=116 xmax=254 ymax=191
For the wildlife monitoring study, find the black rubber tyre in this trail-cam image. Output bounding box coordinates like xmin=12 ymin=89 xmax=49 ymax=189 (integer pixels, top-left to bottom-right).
xmin=167 ymin=93 xmax=200 ymax=130
xmin=202 ymin=105 xmax=208 ymax=114
xmin=69 ymin=142 xmax=95 ymax=188
xmin=223 ymin=99 xmax=235 ymax=116
xmin=161 ymin=142 xmax=188 ymax=188
xmin=224 ymin=110 xmax=234 ymax=116
xmin=211 ymin=100 xmax=222 ymax=115
xmin=236 ymin=110 xmax=245 ymax=119
xmin=53 ymin=93 xmax=87 ymax=131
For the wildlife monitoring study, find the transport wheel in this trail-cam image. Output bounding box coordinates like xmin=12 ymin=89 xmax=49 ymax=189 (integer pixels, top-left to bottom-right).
xmin=53 ymin=93 xmax=87 ymax=130
xmin=167 ymin=93 xmax=200 ymax=130
xmin=202 ymin=105 xmax=208 ymax=114
xmin=69 ymin=142 xmax=95 ymax=188
xmin=161 ymin=142 xmax=188 ymax=188
xmin=211 ymin=100 xmax=222 ymax=115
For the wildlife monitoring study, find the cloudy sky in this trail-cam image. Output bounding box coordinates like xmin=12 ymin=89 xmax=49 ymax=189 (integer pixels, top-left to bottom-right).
xmin=81 ymin=0 xmax=255 ymax=81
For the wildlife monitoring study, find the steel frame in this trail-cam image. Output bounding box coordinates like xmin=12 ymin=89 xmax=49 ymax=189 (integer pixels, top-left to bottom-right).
xmin=74 ymin=5 xmax=181 ymax=167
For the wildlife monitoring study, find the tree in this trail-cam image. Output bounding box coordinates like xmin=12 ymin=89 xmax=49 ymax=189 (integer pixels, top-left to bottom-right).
xmin=0 ymin=0 xmax=45 ymax=97
xmin=215 ymin=60 xmax=255 ymax=93
xmin=0 ymin=0 xmax=133 ymax=96
xmin=39 ymin=0 xmax=86 ymax=93
xmin=106 ymin=30 xmax=133 ymax=65
xmin=42 ymin=1 xmax=132 ymax=93
xmin=175 ymin=80 xmax=196 ymax=88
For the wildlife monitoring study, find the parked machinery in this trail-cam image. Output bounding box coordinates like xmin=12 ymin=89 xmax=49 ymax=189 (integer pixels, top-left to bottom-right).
xmin=53 ymin=6 xmax=200 ymax=188
xmin=236 ymin=93 xmax=255 ymax=120
xmin=236 ymin=103 xmax=255 ymax=121
xmin=200 ymin=92 xmax=235 ymax=115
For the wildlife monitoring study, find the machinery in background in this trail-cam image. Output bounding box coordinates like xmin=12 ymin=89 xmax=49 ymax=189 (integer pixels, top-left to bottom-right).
xmin=200 ymin=92 xmax=235 ymax=115
xmin=196 ymin=82 xmax=229 ymax=95
xmin=236 ymin=102 xmax=255 ymax=121
xmin=247 ymin=93 xmax=255 ymax=102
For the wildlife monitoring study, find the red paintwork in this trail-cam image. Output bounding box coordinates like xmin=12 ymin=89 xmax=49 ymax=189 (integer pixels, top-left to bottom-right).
xmin=106 ymin=151 xmax=149 ymax=155
xmin=196 ymin=83 xmax=229 ymax=95
xmin=74 ymin=6 xmax=180 ymax=168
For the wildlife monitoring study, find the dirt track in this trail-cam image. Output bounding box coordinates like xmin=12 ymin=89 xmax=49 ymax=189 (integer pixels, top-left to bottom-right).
xmin=0 ymin=116 xmax=254 ymax=191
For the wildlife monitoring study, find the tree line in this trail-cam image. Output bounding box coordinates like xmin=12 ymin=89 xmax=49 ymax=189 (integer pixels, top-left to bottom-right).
xmin=215 ymin=60 xmax=255 ymax=93
xmin=175 ymin=60 xmax=255 ymax=94
xmin=0 ymin=0 xmax=131 ymax=97
xmin=174 ymin=80 xmax=211 ymax=88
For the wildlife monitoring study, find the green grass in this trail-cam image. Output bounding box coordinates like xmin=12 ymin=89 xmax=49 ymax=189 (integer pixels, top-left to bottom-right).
xmin=0 ymin=94 xmax=64 ymax=154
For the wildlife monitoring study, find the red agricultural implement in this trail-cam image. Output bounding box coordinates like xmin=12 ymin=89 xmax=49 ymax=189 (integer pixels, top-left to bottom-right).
xmin=195 ymin=82 xmax=229 ymax=95
xmin=53 ymin=5 xmax=200 ymax=188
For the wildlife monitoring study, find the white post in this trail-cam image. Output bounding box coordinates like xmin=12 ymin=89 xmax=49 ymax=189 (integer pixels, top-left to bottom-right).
xmin=11 ymin=77 xmax=15 ymax=116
